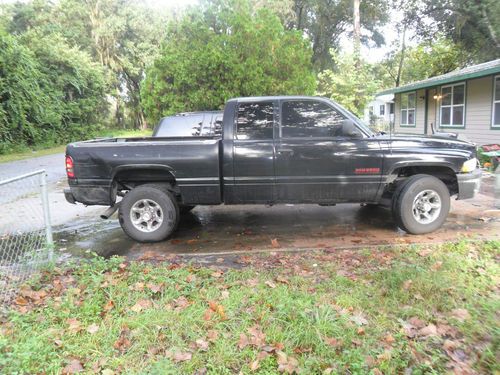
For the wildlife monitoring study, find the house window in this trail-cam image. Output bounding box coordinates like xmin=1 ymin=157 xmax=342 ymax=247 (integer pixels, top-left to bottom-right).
xmin=400 ymin=92 xmax=415 ymax=126
xmin=440 ymin=83 xmax=465 ymax=127
xmin=493 ymin=76 xmax=500 ymax=128
xmin=380 ymin=105 xmax=385 ymax=116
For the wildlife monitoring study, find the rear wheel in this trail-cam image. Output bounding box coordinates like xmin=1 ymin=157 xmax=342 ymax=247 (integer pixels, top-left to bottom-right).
xmin=119 ymin=184 xmax=179 ymax=242
xmin=392 ymin=174 xmax=450 ymax=234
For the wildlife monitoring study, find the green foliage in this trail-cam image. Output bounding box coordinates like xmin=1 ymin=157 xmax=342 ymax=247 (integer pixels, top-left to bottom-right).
xmin=377 ymin=38 xmax=472 ymax=89
xmin=141 ymin=1 xmax=316 ymax=123
xmin=317 ymin=50 xmax=380 ymax=116
xmin=0 ymin=32 xmax=107 ymax=154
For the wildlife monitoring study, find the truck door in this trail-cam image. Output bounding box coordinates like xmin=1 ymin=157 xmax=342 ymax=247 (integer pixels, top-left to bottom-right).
xmin=275 ymin=99 xmax=383 ymax=203
xmin=231 ymin=101 xmax=276 ymax=203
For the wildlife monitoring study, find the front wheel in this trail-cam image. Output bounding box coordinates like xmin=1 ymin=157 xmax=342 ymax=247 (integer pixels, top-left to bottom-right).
xmin=392 ymin=174 xmax=450 ymax=234
xmin=118 ymin=184 xmax=179 ymax=242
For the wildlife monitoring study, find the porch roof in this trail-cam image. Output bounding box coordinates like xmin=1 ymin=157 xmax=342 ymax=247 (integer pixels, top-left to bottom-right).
xmin=377 ymin=58 xmax=500 ymax=95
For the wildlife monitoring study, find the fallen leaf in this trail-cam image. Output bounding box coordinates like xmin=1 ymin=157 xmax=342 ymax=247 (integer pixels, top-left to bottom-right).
xmin=173 ymin=296 xmax=190 ymax=311
xmin=431 ymin=261 xmax=443 ymax=271
xmin=207 ymin=329 xmax=218 ymax=342
xmin=418 ymin=248 xmax=433 ymax=257
xmin=265 ymin=280 xmax=277 ymax=289
xmin=131 ymin=299 xmax=152 ymax=313
xmin=62 ymin=359 xmax=84 ymax=374
xmin=250 ymin=360 xmax=260 ymax=371
xmin=350 ymin=312 xmax=368 ymax=326
xmin=384 ymin=334 xmax=395 ymax=345
xmin=208 ymin=301 xmax=226 ymax=320
xmin=66 ymin=318 xmax=82 ymax=333
xmin=113 ymin=327 xmax=131 ymax=352
xmin=402 ymin=279 xmax=413 ymax=290
xmin=418 ymin=324 xmax=437 ymax=338
xmin=86 ymin=323 xmax=99 ymax=334
xmin=195 ymin=338 xmax=209 ymax=351
xmin=271 ymin=238 xmax=280 ymax=248
xmin=103 ymin=300 xmax=114 ymax=312
xmin=170 ymin=350 xmax=192 ymax=362
xmin=324 ymin=337 xmax=343 ymax=348
xmin=14 ymin=296 xmax=28 ymax=306
xmin=450 ymin=308 xmax=470 ymax=322
xmin=146 ymin=283 xmax=163 ymax=293
xmin=248 ymin=325 xmax=266 ymax=347
xmin=238 ymin=333 xmax=249 ymax=349
xmin=276 ymin=350 xmax=299 ymax=373
xmin=221 ymin=290 xmax=230 ymax=299
xmin=357 ymin=327 xmax=365 ymax=335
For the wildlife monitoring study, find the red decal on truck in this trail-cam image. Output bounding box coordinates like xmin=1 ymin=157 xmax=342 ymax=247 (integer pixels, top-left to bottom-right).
xmin=355 ymin=168 xmax=380 ymax=174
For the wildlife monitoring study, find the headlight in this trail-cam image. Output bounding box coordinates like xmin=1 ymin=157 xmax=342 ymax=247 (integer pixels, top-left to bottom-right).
xmin=461 ymin=158 xmax=478 ymax=173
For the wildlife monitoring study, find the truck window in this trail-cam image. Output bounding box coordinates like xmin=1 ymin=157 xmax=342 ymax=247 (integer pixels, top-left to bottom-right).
xmin=213 ymin=114 xmax=223 ymax=137
xmin=155 ymin=114 xmax=204 ymax=137
xmin=236 ymin=102 xmax=274 ymax=140
xmin=281 ymin=100 xmax=346 ymax=138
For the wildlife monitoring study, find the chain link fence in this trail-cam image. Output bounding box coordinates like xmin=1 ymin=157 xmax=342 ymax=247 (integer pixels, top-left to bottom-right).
xmin=0 ymin=170 xmax=53 ymax=303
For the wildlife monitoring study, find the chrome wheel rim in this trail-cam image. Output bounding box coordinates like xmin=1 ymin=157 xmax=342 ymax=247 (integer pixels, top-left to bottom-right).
xmin=130 ymin=199 xmax=163 ymax=232
xmin=412 ymin=189 xmax=441 ymax=224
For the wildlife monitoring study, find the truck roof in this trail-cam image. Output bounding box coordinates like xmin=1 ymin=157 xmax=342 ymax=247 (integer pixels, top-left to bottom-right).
xmin=228 ymin=95 xmax=330 ymax=102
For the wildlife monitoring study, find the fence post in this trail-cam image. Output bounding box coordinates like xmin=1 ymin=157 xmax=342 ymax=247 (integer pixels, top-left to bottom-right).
xmin=40 ymin=172 xmax=54 ymax=262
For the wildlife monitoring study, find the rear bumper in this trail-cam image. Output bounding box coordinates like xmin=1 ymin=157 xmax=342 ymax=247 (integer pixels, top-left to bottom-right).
xmin=64 ymin=182 xmax=112 ymax=206
xmin=456 ymin=169 xmax=482 ymax=200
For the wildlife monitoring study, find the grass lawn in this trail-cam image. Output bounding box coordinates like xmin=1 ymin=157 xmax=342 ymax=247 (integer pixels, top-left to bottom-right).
xmin=1 ymin=241 xmax=498 ymax=374
xmin=0 ymin=129 xmax=152 ymax=164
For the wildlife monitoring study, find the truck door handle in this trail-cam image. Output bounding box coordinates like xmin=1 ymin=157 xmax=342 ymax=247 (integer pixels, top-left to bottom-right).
xmin=277 ymin=148 xmax=294 ymax=156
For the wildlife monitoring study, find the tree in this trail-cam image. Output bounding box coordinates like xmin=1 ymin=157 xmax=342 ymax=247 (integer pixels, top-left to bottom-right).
xmin=285 ymin=0 xmax=390 ymax=70
xmin=317 ymin=50 xmax=380 ymax=116
xmin=0 ymin=31 xmax=107 ymax=153
xmin=376 ymin=38 xmax=471 ymax=89
xmin=141 ymin=2 xmax=316 ymax=123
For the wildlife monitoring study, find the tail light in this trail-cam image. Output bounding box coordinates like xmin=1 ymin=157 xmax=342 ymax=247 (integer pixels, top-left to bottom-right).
xmin=65 ymin=155 xmax=75 ymax=179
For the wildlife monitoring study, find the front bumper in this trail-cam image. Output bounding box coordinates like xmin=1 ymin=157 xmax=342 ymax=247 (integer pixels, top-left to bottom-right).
xmin=456 ymin=169 xmax=482 ymax=200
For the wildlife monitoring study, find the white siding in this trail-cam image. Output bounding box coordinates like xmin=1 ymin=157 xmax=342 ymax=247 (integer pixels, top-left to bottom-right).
xmin=393 ymin=76 xmax=500 ymax=145
xmin=455 ymin=76 xmax=499 ymax=144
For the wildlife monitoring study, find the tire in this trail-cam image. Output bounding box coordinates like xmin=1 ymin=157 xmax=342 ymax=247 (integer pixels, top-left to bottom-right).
xmin=179 ymin=205 xmax=196 ymax=214
xmin=118 ymin=184 xmax=179 ymax=242
xmin=392 ymin=174 xmax=450 ymax=234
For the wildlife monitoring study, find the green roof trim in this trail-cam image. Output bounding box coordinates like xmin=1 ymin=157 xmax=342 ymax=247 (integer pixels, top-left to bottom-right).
xmin=377 ymin=59 xmax=500 ymax=96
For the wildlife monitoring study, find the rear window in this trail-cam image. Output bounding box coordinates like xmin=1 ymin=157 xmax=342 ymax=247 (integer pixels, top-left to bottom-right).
xmin=154 ymin=114 xmax=205 ymax=137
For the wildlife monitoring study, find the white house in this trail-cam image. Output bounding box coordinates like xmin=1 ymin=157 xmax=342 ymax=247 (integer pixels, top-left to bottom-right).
xmin=363 ymin=94 xmax=394 ymax=130
xmin=377 ymin=59 xmax=500 ymax=145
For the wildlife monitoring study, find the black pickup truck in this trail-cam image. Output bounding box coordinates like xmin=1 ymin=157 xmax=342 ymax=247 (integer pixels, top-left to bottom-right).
xmin=65 ymin=96 xmax=481 ymax=242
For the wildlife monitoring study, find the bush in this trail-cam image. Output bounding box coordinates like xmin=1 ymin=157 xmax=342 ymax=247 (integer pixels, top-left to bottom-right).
xmin=0 ymin=32 xmax=107 ymax=154
xmin=141 ymin=2 xmax=316 ymax=123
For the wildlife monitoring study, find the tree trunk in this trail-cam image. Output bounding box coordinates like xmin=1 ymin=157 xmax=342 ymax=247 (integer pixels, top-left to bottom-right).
xmin=395 ymin=25 xmax=407 ymax=87
xmin=353 ymin=0 xmax=361 ymax=68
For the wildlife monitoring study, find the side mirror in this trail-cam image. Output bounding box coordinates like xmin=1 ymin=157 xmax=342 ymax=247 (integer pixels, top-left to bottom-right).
xmin=341 ymin=120 xmax=362 ymax=138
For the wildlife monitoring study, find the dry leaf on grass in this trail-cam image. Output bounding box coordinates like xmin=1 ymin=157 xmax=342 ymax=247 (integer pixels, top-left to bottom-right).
xmin=62 ymin=359 xmax=84 ymax=374
xmin=450 ymin=308 xmax=470 ymax=322
xmin=276 ymin=350 xmax=299 ymax=374
xmin=131 ymin=299 xmax=152 ymax=313
xmin=86 ymin=323 xmax=99 ymax=334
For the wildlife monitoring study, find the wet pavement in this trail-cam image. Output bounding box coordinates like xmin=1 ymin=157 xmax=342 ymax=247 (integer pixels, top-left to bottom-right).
xmin=51 ymin=172 xmax=500 ymax=262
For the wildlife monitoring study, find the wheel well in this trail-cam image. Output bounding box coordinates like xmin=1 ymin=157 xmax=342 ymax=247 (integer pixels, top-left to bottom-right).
xmin=386 ymin=166 xmax=458 ymax=196
xmin=113 ymin=169 xmax=179 ymax=199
